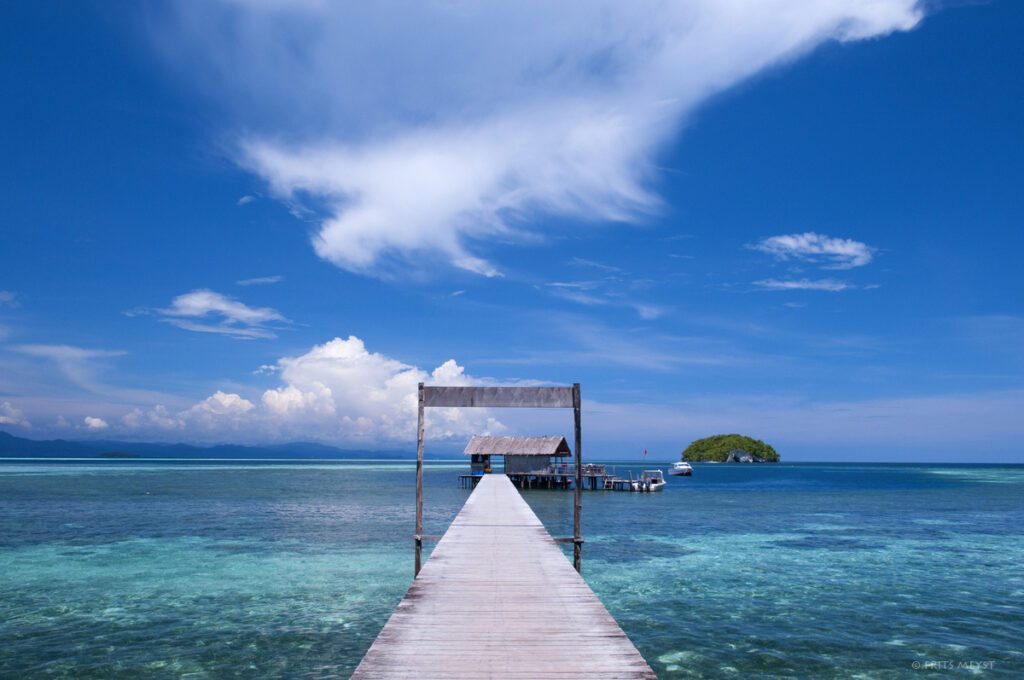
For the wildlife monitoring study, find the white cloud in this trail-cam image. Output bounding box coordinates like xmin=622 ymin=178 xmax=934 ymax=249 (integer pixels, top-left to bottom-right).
xmin=158 ymin=289 xmax=290 ymax=339
xmin=751 ymin=232 xmax=875 ymax=269
xmin=253 ymin=336 xmax=502 ymax=441
xmin=236 ymin=275 xmax=283 ymax=286
xmin=121 ymin=405 xmax=184 ymax=431
xmin=188 ymin=391 xmax=256 ymax=416
xmin=754 ymin=278 xmax=850 ymax=292
xmin=149 ymin=1 xmax=921 ymax=278
xmin=110 ymin=336 xmax=506 ymax=444
xmin=0 ymin=291 xmax=19 ymax=308
xmin=0 ymin=401 xmax=31 ymax=428
xmin=177 ymin=391 xmax=258 ymax=435
xmin=83 ymin=416 xmax=109 ymax=430
xmin=236 ymin=194 xmax=256 ymax=206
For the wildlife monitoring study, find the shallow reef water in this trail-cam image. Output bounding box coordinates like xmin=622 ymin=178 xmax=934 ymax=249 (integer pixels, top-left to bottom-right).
xmin=1 ymin=460 xmax=1021 ymax=678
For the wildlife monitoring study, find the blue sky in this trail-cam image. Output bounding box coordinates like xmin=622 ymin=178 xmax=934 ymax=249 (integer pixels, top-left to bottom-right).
xmin=1 ymin=1 xmax=1022 ymax=461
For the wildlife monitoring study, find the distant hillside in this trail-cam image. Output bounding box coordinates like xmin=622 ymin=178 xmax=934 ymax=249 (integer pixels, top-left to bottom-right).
xmin=0 ymin=430 xmax=433 ymax=460
xmin=682 ymin=434 xmax=779 ymax=463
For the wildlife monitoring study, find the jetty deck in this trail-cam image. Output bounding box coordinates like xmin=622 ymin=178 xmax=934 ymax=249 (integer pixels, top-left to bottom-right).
xmin=350 ymin=473 xmax=656 ymax=679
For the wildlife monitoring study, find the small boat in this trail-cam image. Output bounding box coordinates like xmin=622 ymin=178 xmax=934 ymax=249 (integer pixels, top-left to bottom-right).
xmin=632 ymin=469 xmax=666 ymax=492
xmin=668 ymin=461 xmax=693 ymax=476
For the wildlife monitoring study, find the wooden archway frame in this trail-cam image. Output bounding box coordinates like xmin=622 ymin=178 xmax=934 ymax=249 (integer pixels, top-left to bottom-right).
xmin=414 ymin=383 xmax=583 ymax=575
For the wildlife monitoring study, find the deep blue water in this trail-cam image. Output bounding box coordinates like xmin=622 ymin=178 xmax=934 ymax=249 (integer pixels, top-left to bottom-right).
xmin=1 ymin=460 xmax=1021 ymax=679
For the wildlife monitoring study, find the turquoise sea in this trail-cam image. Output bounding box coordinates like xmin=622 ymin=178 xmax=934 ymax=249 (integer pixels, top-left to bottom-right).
xmin=1 ymin=460 xmax=1021 ymax=679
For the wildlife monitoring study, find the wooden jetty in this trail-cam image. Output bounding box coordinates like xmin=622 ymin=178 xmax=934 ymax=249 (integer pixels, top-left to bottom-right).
xmin=350 ymin=473 xmax=657 ymax=679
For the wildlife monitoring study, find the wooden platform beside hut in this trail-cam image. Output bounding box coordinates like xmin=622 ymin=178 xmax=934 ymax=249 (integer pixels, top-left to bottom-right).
xmin=349 ymin=473 xmax=656 ymax=679
xmin=457 ymin=435 xmax=643 ymax=491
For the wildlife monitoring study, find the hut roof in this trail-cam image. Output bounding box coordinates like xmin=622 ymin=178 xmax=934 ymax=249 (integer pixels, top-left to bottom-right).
xmin=463 ymin=435 xmax=572 ymax=457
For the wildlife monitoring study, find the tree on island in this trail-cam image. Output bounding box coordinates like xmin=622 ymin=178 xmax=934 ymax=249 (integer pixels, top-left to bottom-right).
xmin=682 ymin=434 xmax=779 ymax=462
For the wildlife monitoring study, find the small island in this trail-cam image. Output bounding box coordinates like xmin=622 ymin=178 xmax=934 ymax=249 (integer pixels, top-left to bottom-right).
xmin=682 ymin=434 xmax=779 ymax=463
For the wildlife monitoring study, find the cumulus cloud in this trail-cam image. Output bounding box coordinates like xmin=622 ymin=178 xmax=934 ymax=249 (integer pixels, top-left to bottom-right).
xmin=83 ymin=416 xmax=109 ymax=430
xmin=754 ymin=278 xmax=850 ymax=292
xmin=750 ymin=232 xmax=875 ymax=269
xmin=157 ymin=289 xmax=290 ymax=338
xmin=0 ymin=401 xmax=31 ymax=428
xmin=147 ymin=1 xmax=921 ymax=278
xmin=188 ymin=391 xmax=256 ymax=416
xmin=254 ymin=335 xmax=503 ymax=441
xmin=121 ymin=405 xmax=184 ymax=431
xmin=113 ymin=336 xmax=506 ymax=444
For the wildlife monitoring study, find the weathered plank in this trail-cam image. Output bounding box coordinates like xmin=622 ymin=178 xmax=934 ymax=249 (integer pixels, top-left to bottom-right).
xmin=350 ymin=474 xmax=656 ymax=679
xmin=422 ymin=386 xmax=575 ymax=408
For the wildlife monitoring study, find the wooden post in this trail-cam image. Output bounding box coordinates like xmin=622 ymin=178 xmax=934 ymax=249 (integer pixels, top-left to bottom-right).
xmin=415 ymin=382 xmax=425 ymax=577
xmin=573 ymin=383 xmax=582 ymax=573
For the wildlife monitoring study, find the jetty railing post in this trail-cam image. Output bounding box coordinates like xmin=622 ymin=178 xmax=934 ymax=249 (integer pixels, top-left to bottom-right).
xmin=573 ymin=382 xmax=582 ymax=573
xmin=415 ymin=382 xmax=425 ymax=577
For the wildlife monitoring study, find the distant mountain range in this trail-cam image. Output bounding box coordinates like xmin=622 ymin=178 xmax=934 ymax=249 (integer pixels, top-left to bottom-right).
xmin=0 ymin=430 xmax=445 ymax=460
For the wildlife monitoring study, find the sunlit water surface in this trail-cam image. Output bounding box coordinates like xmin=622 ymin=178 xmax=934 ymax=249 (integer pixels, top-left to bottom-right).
xmin=1 ymin=460 xmax=1021 ymax=679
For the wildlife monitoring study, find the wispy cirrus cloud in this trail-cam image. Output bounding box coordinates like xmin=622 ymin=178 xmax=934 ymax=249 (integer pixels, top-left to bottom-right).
xmin=568 ymin=257 xmax=626 ymax=275
xmin=7 ymin=346 xmax=183 ymax=409
xmin=546 ymin=256 xmax=666 ymax=319
xmin=0 ymin=291 xmax=19 ymax=308
xmin=236 ymin=275 xmax=283 ymax=286
xmin=487 ymin=315 xmax=738 ymax=371
xmin=547 ymin=282 xmax=666 ymax=320
xmin=14 ymin=345 xmax=128 ymax=393
xmin=750 ymin=232 xmax=876 ymax=269
xmin=754 ymin=278 xmax=851 ymax=292
xmin=156 ymin=289 xmax=291 ymax=339
xmin=147 ymin=1 xmax=921 ymax=279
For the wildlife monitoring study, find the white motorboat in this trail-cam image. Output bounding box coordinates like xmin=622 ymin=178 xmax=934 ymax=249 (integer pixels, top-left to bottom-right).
xmin=668 ymin=461 xmax=693 ymax=476
xmin=632 ymin=469 xmax=666 ymax=491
